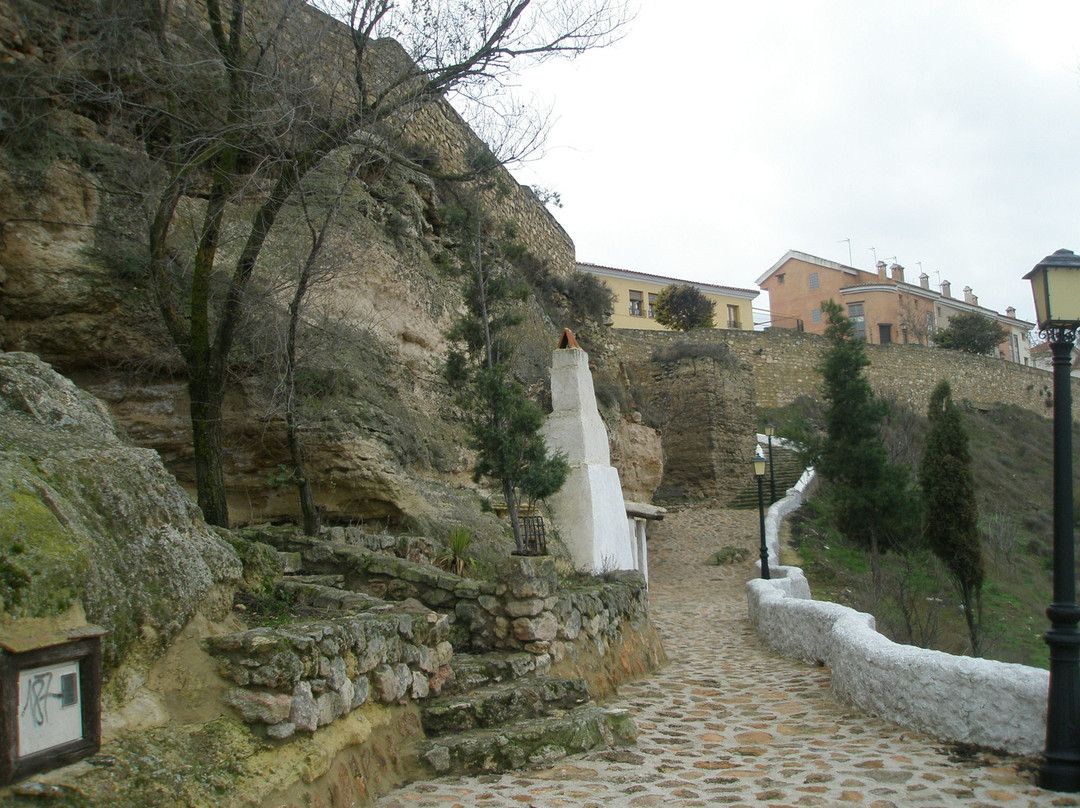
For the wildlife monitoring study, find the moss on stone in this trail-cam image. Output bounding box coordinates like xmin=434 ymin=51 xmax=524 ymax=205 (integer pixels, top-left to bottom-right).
xmin=0 ymin=464 xmax=90 ymax=617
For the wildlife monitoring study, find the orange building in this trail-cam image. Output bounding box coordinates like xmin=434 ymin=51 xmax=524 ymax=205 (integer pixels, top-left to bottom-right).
xmin=756 ymin=250 xmax=1034 ymax=364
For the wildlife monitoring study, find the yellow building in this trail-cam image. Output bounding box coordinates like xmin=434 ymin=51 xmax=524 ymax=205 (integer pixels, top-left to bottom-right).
xmin=577 ymin=262 xmax=759 ymax=331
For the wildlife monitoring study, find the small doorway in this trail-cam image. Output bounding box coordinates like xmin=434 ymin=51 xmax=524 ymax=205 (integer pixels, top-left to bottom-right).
xmin=878 ymin=323 xmax=892 ymax=344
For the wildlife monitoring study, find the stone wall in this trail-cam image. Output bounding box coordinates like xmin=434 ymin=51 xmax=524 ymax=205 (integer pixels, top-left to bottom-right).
xmin=205 ymin=607 xmax=452 ymax=740
xmin=747 ymin=571 xmax=1048 ymax=756
xmin=288 ymin=539 xmax=652 ymax=661
xmin=372 ymin=46 xmax=576 ymax=278
xmin=614 ymin=328 xmax=1069 ymax=420
xmin=208 ymin=533 xmax=662 ymax=735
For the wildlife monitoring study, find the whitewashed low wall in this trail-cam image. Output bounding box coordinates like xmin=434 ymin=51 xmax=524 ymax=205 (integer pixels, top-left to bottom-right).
xmin=746 ymin=455 xmax=1049 ymax=756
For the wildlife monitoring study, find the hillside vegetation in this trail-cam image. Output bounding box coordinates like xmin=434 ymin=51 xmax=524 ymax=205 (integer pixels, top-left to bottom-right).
xmin=774 ymin=399 xmax=1073 ymax=669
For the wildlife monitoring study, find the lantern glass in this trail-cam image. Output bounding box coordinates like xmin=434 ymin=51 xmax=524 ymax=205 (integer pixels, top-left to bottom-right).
xmin=753 ymin=456 xmax=766 ymax=476
xmin=1025 ymin=250 xmax=1080 ymax=329
xmin=764 ymin=423 xmax=775 ymax=438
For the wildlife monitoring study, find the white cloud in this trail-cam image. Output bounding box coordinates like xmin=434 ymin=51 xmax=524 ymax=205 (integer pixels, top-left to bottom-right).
xmin=509 ymin=0 xmax=1080 ymax=322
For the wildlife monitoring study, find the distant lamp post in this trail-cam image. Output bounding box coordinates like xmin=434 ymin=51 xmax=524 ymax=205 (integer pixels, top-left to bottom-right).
xmin=1024 ymin=248 xmax=1080 ymax=792
xmin=764 ymin=423 xmax=777 ymax=504
xmin=753 ymin=446 xmax=770 ymax=580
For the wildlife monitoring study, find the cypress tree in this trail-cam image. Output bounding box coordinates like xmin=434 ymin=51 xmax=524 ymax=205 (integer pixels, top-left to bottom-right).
xmin=815 ymin=300 xmax=919 ymax=591
xmin=919 ymin=379 xmax=984 ymax=653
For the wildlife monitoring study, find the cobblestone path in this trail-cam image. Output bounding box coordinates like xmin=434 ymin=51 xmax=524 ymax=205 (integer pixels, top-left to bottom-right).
xmin=374 ymin=505 xmax=1072 ymax=808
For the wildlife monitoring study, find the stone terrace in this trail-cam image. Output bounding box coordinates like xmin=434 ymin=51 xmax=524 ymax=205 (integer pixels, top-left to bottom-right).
xmin=373 ymin=503 xmax=1074 ymax=808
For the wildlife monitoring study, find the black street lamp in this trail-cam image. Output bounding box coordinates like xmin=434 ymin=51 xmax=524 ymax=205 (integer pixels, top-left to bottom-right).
xmin=753 ymin=446 xmax=770 ymax=580
xmin=1025 ymin=248 xmax=1080 ymax=792
xmin=765 ymin=423 xmax=777 ymax=504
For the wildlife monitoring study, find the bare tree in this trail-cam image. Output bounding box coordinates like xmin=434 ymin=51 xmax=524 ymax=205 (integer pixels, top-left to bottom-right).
xmin=4 ymin=0 xmax=627 ymax=526
xmin=897 ymin=296 xmax=932 ymax=345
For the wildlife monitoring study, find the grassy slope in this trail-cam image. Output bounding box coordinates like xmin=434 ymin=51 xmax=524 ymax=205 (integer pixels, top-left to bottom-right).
xmin=786 ymin=402 xmax=1078 ymax=670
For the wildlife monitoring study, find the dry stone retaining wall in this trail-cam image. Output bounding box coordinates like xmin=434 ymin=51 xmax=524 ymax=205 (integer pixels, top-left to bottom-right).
xmin=210 ymin=532 xmax=655 ymax=735
xmin=205 ymin=608 xmax=451 ymax=739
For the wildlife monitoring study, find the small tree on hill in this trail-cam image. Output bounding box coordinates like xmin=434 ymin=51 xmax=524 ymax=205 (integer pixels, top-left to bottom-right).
xmin=933 ymin=312 xmax=1008 ymax=355
xmin=654 ymin=284 xmax=715 ymax=331
xmin=813 ymin=300 xmax=920 ymax=591
xmin=445 ymin=186 xmax=568 ymax=554
xmin=919 ymin=379 xmax=984 ymax=654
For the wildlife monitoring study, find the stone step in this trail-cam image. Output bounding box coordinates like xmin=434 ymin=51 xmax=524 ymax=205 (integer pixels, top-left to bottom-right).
xmin=728 ymin=446 xmax=808 ymax=509
xmin=421 ymin=675 xmax=590 ymax=736
xmin=278 ymin=578 xmax=384 ymax=613
xmin=417 ymin=705 xmax=638 ymax=777
xmin=443 ymin=651 xmax=549 ymax=694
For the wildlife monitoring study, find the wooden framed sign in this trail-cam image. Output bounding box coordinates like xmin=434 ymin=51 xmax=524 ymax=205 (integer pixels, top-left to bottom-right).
xmin=0 ymin=628 xmax=105 ymax=785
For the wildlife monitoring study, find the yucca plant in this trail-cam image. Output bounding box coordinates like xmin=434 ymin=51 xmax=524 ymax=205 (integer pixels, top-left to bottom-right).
xmin=436 ymin=526 xmax=474 ymax=576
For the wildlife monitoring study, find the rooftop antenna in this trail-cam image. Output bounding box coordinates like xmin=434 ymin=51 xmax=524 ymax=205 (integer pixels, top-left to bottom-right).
xmin=869 ymin=246 xmax=877 ymax=266
xmin=838 ymin=238 xmax=852 ymax=266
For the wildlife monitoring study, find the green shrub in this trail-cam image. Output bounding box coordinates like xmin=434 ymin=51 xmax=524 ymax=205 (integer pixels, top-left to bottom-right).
xmin=711 ymin=546 xmax=751 ymax=565
xmin=541 ymin=272 xmax=614 ymax=324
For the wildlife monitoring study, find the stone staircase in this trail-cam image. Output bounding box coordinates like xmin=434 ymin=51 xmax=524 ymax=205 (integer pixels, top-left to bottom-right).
xmin=417 ymin=652 xmax=636 ymax=775
xmin=243 ymin=528 xmax=638 ymax=779
xmin=728 ymin=443 xmax=808 ymax=509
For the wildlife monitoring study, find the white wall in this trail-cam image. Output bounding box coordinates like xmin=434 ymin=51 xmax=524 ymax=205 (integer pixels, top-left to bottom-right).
xmin=746 ymin=449 xmax=1049 ymax=756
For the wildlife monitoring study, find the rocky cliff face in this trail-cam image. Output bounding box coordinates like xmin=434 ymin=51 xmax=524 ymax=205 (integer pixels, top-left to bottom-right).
xmin=0 ymin=0 xmax=686 ymax=538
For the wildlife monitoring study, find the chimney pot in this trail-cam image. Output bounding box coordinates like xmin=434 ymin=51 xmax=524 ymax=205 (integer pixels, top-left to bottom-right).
xmin=942 ymin=280 xmax=952 ymax=298
xmin=919 ymin=273 xmax=930 ymax=290
xmin=876 ymin=261 xmax=887 ymax=280
xmin=963 ymin=286 xmax=974 ymax=304
xmin=890 ymin=263 xmax=904 ymax=283
xmin=1006 ymin=306 xmax=1016 ymax=318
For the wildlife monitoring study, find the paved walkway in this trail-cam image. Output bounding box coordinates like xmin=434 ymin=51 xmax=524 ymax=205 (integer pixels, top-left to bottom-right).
xmin=374 ymin=505 xmax=1072 ymax=808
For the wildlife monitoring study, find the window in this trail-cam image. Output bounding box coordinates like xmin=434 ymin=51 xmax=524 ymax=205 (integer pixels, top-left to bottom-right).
xmin=628 ymin=290 xmax=643 ymax=317
xmin=878 ymin=323 xmax=892 ymax=344
xmin=808 ymin=272 xmax=819 ymax=289
xmin=848 ymin=302 xmax=866 ymax=341
xmin=648 ymin=293 xmax=658 ymax=318
xmin=777 ymin=273 xmax=785 ymax=285
xmin=811 ymin=308 xmax=822 ymax=323
xmin=726 ymin=305 xmax=740 ymax=329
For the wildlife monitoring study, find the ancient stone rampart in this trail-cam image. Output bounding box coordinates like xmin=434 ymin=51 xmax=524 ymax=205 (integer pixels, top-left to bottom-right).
xmin=371 ymin=45 xmax=576 ymax=277
xmin=609 ymin=332 xmax=757 ymax=502
xmin=613 ymin=328 xmax=1068 ymax=419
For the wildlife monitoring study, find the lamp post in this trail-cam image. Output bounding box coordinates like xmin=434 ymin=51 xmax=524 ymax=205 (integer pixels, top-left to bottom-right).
xmin=1025 ymin=248 xmax=1080 ymax=792
xmin=764 ymin=423 xmax=777 ymax=504
xmin=753 ymin=446 xmax=770 ymax=580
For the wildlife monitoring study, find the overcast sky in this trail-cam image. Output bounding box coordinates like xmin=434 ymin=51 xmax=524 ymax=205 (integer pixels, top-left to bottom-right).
xmin=510 ymin=0 xmax=1080 ymax=324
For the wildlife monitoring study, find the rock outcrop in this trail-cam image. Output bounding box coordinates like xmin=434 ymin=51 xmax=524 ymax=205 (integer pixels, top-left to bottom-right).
xmin=0 ymin=352 xmax=242 ymax=670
